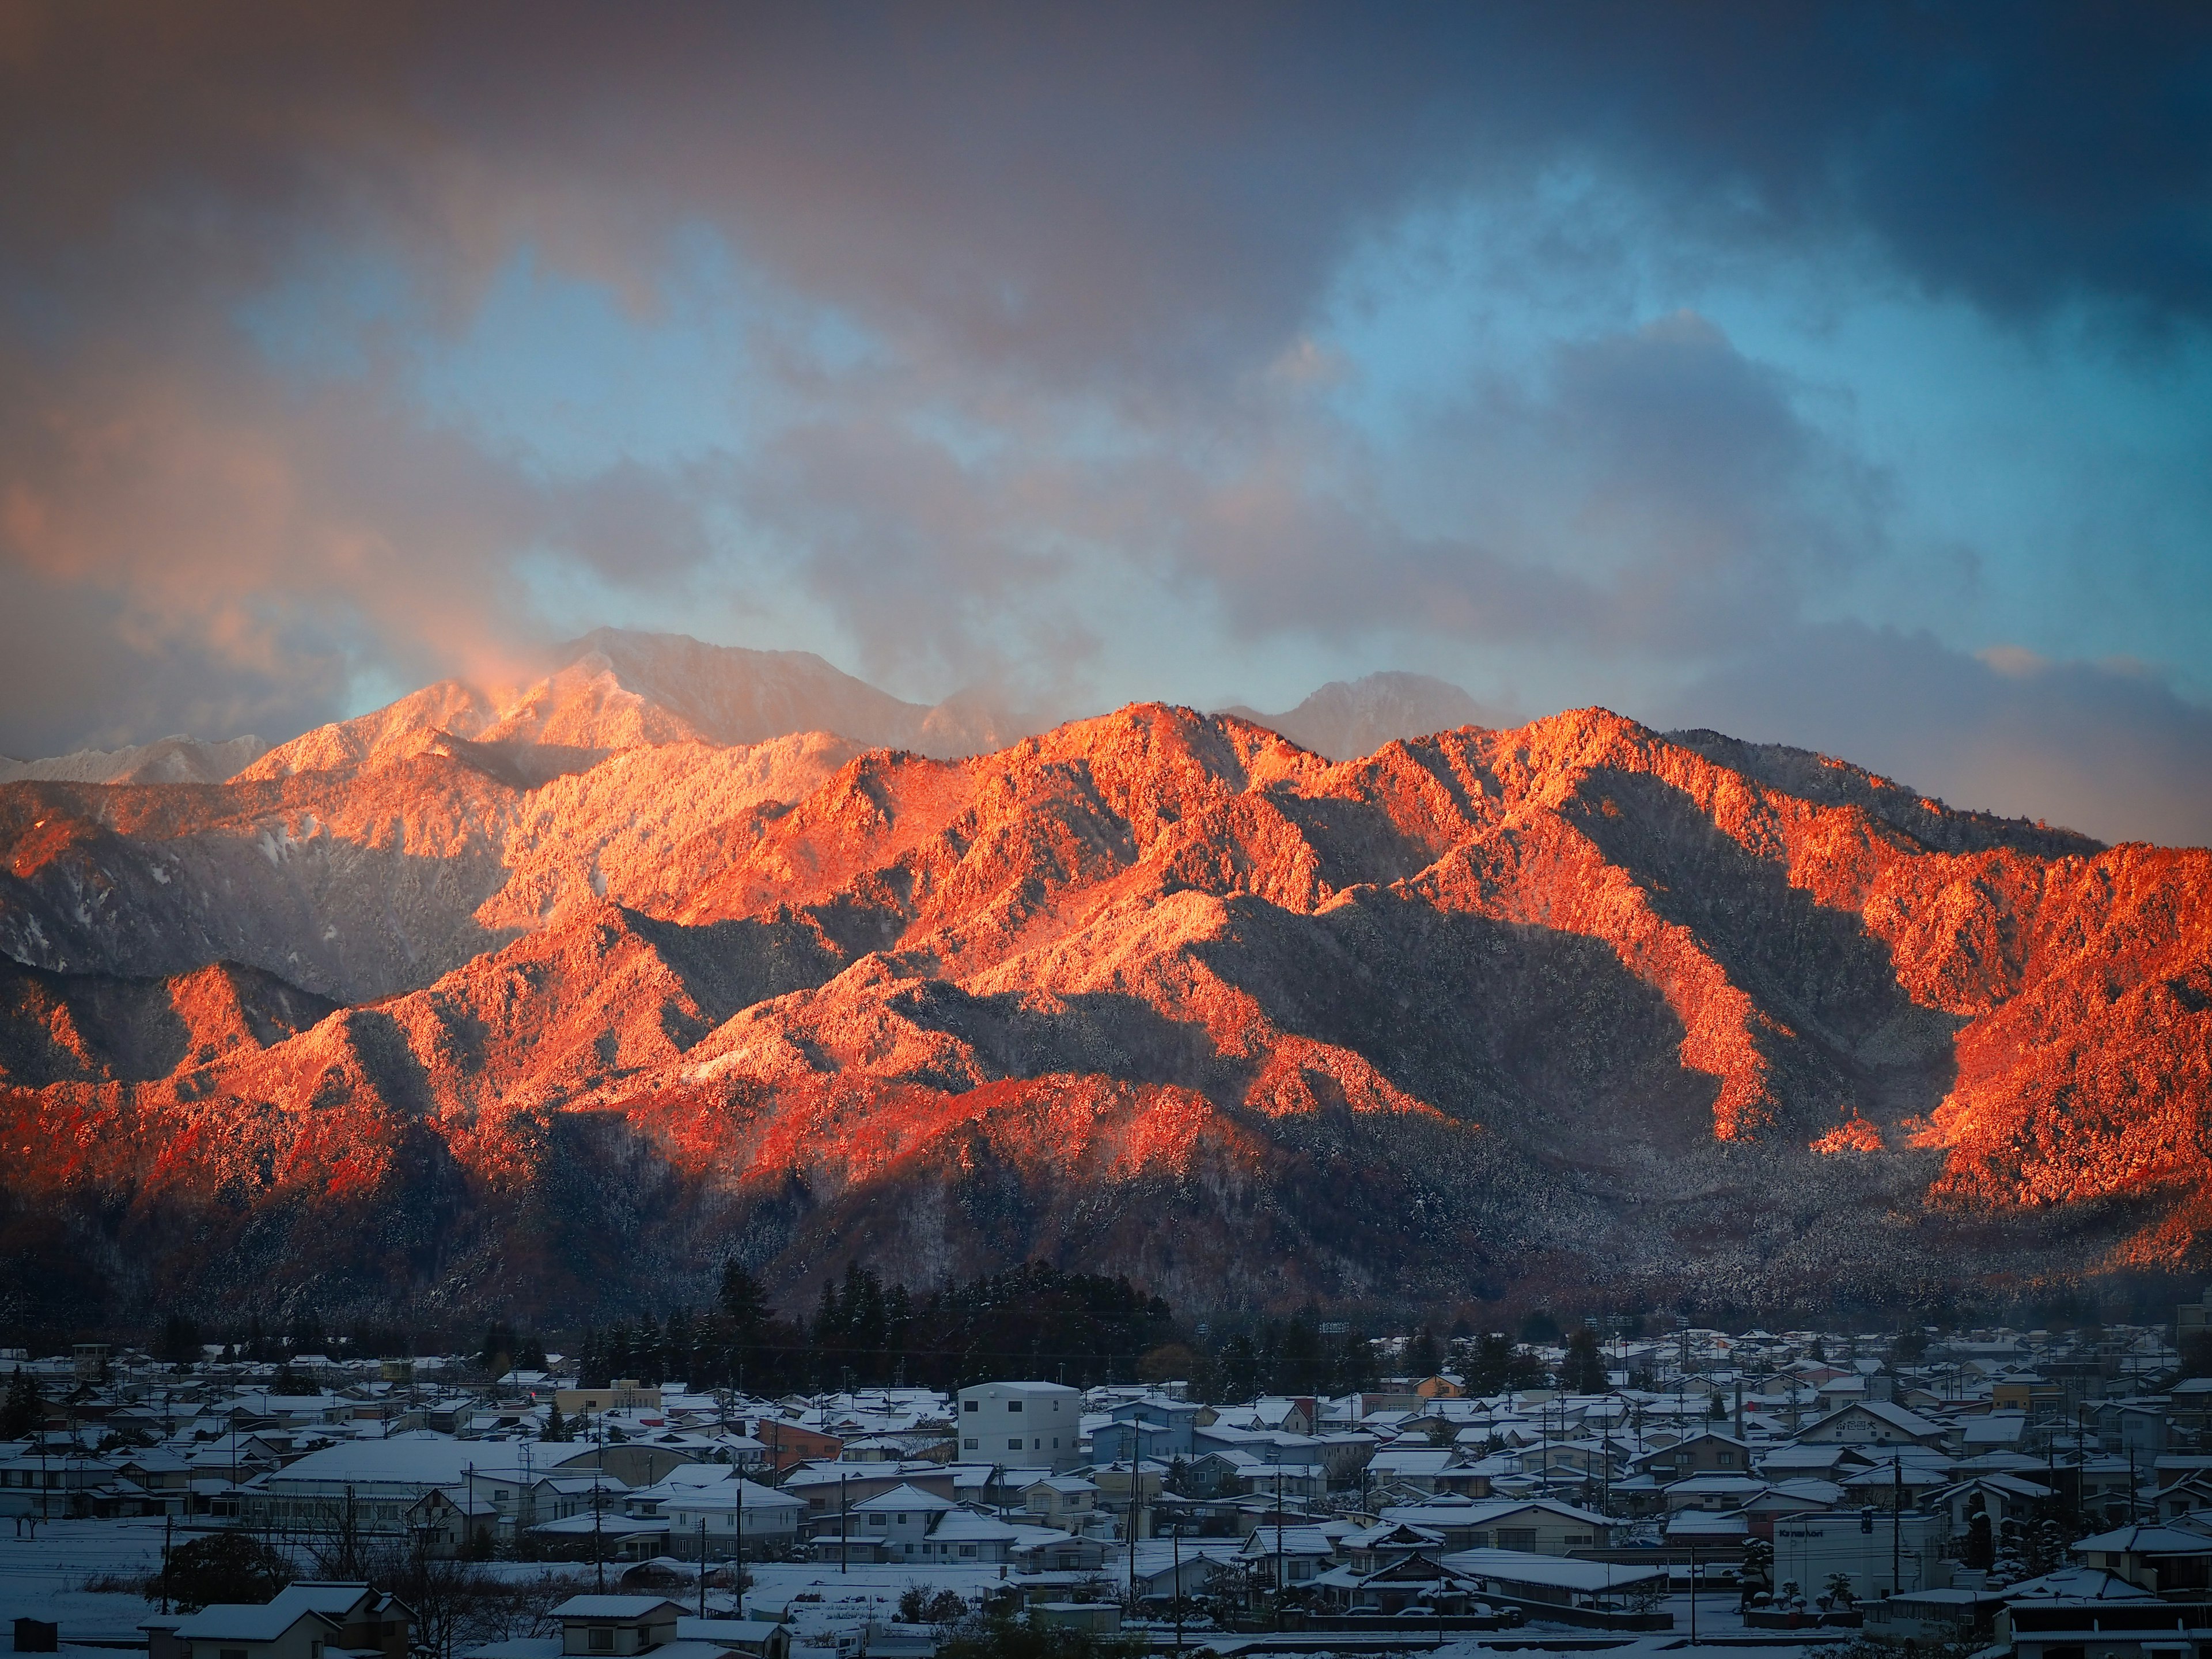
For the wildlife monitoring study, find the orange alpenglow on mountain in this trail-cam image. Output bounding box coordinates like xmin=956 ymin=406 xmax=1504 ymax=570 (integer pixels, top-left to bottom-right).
xmin=2 ymin=635 xmax=2207 ymax=1319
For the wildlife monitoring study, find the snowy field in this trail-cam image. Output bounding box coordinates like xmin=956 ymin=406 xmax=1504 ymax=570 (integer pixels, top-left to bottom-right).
xmin=0 ymin=1517 xmax=172 ymax=1646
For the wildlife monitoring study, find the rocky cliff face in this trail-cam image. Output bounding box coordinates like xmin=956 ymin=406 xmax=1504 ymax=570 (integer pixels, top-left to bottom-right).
xmin=2 ymin=695 xmax=2207 ymax=1325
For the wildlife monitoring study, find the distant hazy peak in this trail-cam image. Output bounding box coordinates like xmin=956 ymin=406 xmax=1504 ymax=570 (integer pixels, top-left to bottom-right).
xmin=1222 ymin=671 xmax=1492 ymax=761
xmin=243 ymin=626 xmax=1030 ymax=783
xmin=0 ymin=733 xmax=267 ymax=786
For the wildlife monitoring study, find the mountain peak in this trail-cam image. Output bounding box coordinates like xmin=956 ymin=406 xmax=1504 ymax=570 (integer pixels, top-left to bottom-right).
xmin=1221 ymin=671 xmax=1493 ymax=761
xmin=243 ymin=628 xmax=1030 ymax=783
xmin=0 ymin=733 xmax=268 ymax=786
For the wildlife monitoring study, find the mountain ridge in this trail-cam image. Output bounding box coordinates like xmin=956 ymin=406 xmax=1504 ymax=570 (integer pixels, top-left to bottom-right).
xmin=2 ymin=680 xmax=2206 ymax=1327
xmin=240 ymin=630 xmax=1031 ymax=787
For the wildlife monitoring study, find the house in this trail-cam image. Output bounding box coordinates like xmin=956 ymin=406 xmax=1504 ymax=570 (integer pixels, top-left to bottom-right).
xmin=1837 ymin=1451 xmax=1952 ymax=1510
xmin=779 ymin=1461 xmax=953 ymax=1528
xmin=1099 ymin=1396 xmax=1207 ymax=1460
xmin=918 ymin=1507 xmax=1026 ymax=1564
xmin=2156 ymin=1473 xmax=2212 ymax=1522
xmin=1738 ymin=1478 xmax=1844 ymax=1537
xmin=161 ymin=1601 xmax=343 ymax=1659
xmin=748 ymin=1421 xmax=842 ymax=1475
xmin=675 ymin=1622 xmax=788 ymax=1659
xmin=957 ymin=1382 xmax=1081 ymax=1473
xmin=1959 ymin=1411 xmax=2030 ymax=1454
xmin=527 ymin=1511 xmax=671 ymax=1563
xmin=623 ymin=1468 xmax=802 ymax=1559
xmin=554 ymin=1383 xmax=664 ymax=1417
xmin=408 ymin=1487 xmax=501 ymax=1555
xmin=1934 ymin=1474 xmax=2055 ymax=1535
xmin=1661 ymin=1474 xmax=1766 ymax=1513
xmin=2071 ymin=1524 xmax=2212 ymax=1595
xmin=549 ymin=1442 xmax=707 ymax=1490
xmin=1251 ymin=1398 xmax=1317 ymax=1435
xmin=1312 ymin=1552 xmax=1483 ymax=1616
xmin=268 ymin=1586 xmax=411 ymax=1659
xmin=244 ymin=1438 xmax=531 ymax=1537
xmin=1794 ymin=1400 xmax=1953 ymax=1453
xmin=146 ymin=1585 xmax=410 ymax=1659
xmin=1365 ymin=1448 xmax=1459 ymax=1493
xmin=551 ymin=1597 xmax=684 ymax=1657
xmin=1438 ymin=1549 xmax=1664 ymax=1615
xmin=2092 ymin=1402 xmax=2172 ymax=1457
xmin=1629 ymin=1430 xmax=1752 ymax=1482
xmin=1009 ymin=1523 xmax=1108 ymax=1574
xmin=1339 ymin=1520 xmax=1450 ymax=1574
xmin=849 ymin=1483 xmax=956 ymax=1560
xmin=1020 ymin=1475 xmax=1098 ymax=1531
xmin=1088 ymin=1420 xmax=1176 ymax=1467
xmin=1998 ymin=1597 xmax=2212 ymax=1659
xmin=1234 ymin=1524 xmax=1339 ymax=1596
xmin=1112 ymin=1539 xmax=1237 ymax=1606
xmin=1377 ymin=1498 xmax=1610 ymax=1555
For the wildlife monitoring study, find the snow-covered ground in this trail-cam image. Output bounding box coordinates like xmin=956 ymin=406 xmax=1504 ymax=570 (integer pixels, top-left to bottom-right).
xmin=0 ymin=1517 xmax=171 ymax=1644
xmin=0 ymin=1533 xmax=1841 ymax=1659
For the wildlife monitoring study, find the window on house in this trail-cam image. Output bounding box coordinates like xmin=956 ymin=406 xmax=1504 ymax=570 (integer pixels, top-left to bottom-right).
xmin=220 ymin=1649 xmax=247 ymax=1659
xmin=964 ymin=1438 xmax=978 ymax=1450
xmin=1008 ymin=1401 xmax=1023 ymax=1413
xmin=960 ymin=1545 xmax=977 ymax=1559
xmin=588 ymin=1634 xmax=614 ymax=1655
xmin=1010 ymin=1439 xmax=1023 ymax=1450
xmin=870 ymin=1515 xmax=887 ymax=1527
xmin=965 ymin=1401 xmax=978 ymax=1413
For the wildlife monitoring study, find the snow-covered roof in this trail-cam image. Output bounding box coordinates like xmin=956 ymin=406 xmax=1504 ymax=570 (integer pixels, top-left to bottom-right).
xmin=851 ymin=1482 xmax=955 ymax=1512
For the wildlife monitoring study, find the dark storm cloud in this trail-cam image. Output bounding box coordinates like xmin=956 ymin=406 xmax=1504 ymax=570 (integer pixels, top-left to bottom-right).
xmin=1 ymin=2 xmax=2208 ymax=843
xmin=1662 ymin=624 xmax=2212 ymax=849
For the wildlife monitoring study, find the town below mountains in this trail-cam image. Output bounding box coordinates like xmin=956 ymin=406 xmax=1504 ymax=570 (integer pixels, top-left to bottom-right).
xmin=2 ymin=1307 xmax=2210 ymax=1658
xmin=2 ymin=629 xmax=2210 ymax=1328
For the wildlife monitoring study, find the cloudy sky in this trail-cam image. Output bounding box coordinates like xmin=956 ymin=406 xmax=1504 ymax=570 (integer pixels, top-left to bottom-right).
xmin=3 ymin=3 xmax=2210 ymax=843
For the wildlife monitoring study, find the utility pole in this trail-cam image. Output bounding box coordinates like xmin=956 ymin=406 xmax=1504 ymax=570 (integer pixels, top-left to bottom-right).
xmin=1127 ymin=1488 xmax=1138 ymax=1614
xmin=1172 ymin=1516 xmax=1183 ymax=1654
xmin=700 ymin=1520 xmax=709 ymax=1615
xmin=1274 ymin=1467 xmax=1285 ymax=1631
xmin=840 ymin=1472 xmax=849 ymax=1574
xmin=1892 ymin=1455 xmax=1902 ymax=1594
xmin=592 ymin=1421 xmax=605 ymax=1595
xmin=161 ymin=1513 xmax=173 ymax=1614
xmin=1688 ymin=1539 xmax=1697 ymax=1645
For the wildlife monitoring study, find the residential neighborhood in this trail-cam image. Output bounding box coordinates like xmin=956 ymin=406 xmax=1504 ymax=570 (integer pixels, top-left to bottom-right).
xmin=5 ymin=1306 xmax=2212 ymax=1659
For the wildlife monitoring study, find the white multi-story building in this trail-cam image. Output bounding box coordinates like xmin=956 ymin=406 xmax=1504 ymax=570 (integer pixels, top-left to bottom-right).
xmin=957 ymin=1381 xmax=1082 ymax=1472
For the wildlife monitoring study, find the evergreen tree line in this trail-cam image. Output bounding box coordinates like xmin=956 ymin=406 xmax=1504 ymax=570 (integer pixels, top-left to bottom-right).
xmin=149 ymin=1310 xmax=422 ymax=1368
xmin=1198 ymin=1314 xmax=1381 ymax=1401
xmin=578 ymin=1260 xmax=1183 ymax=1393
